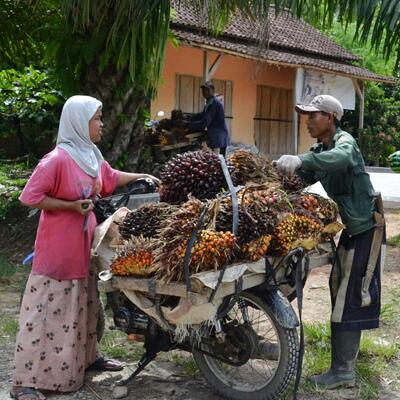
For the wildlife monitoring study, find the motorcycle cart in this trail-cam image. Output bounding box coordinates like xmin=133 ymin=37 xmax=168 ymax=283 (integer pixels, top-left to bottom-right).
xmin=94 ymin=206 xmax=333 ymax=400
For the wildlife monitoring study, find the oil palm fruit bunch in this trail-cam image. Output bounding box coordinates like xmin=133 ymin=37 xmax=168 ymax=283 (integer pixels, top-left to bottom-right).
xmin=216 ymin=185 xmax=288 ymax=244
xmin=278 ymin=172 xmax=308 ymax=193
xmin=111 ymin=237 xmax=154 ymax=277
xmin=159 ymin=133 xmax=169 ymax=146
xmin=295 ymin=194 xmax=319 ymax=212
xmin=214 ymin=194 xmax=263 ymax=244
xmin=313 ymin=194 xmax=339 ymax=224
xmin=227 ymin=149 xmax=279 ymax=186
xmin=119 ymin=203 xmax=173 ymax=240
xmin=154 ymin=230 xmax=236 ymax=283
xmin=153 ymin=197 xmax=208 ymax=277
xmin=239 ymin=235 xmax=272 ymax=261
xmin=271 ymin=213 xmax=322 ymax=255
xmin=159 ymin=150 xmax=226 ymax=204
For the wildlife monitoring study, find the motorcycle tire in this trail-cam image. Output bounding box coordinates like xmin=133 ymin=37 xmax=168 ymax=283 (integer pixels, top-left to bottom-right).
xmin=193 ymin=292 xmax=299 ymax=400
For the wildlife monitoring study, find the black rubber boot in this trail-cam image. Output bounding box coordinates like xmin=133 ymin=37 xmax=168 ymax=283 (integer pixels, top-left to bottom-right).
xmin=308 ymin=329 xmax=361 ymax=389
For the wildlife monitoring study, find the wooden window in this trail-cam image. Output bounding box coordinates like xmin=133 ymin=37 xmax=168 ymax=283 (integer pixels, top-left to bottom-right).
xmin=175 ymin=74 xmax=233 ymax=133
xmin=254 ymin=85 xmax=294 ymax=158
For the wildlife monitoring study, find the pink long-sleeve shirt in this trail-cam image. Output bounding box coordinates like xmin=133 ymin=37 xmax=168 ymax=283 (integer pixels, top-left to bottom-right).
xmin=19 ymin=148 xmax=120 ymax=280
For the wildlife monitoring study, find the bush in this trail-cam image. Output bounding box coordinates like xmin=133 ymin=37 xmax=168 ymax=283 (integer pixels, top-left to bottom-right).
xmin=342 ymin=82 xmax=400 ymax=166
xmin=0 ymin=67 xmax=64 ymax=157
xmin=0 ymin=160 xmax=32 ymax=220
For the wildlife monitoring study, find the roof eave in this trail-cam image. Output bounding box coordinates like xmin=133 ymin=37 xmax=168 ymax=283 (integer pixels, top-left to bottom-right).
xmin=176 ymin=38 xmax=396 ymax=84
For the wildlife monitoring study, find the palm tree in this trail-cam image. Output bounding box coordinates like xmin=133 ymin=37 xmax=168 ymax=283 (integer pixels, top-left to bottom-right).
xmin=3 ymin=1 xmax=399 ymax=168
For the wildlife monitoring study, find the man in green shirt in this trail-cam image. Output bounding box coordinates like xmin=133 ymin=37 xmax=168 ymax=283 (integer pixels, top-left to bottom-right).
xmin=276 ymin=95 xmax=384 ymax=389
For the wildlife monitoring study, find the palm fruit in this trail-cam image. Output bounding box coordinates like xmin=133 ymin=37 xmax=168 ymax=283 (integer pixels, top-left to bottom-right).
xmin=239 ymin=235 xmax=272 ymax=261
xmin=119 ymin=202 xmax=173 ymax=240
xmin=313 ymin=195 xmax=339 ymax=224
xmin=111 ymin=237 xmax=154 ymax=277
xmin=153 ymin=197 xmax=208 ymax=279
xmin=159 ymin=150 xmax=226 ymax=204
xmin=227 ymin=149 xmax=280 ymax=186
xmin=271 ymin=213 xmax=322 ymax=255
xmin=278 ymin=172 xmax=308 ymax=193
xmin=296 ymin=194 xmax=319 ymax=212
xmin=153 ymin=230 xmax=236 ymax=283
xmin=216 ymin=185 xmax=289 ymax=244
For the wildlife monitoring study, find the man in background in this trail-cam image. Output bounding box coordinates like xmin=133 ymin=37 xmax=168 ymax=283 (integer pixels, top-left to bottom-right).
xmin=186 ymin=80 xmax=229 ymax=156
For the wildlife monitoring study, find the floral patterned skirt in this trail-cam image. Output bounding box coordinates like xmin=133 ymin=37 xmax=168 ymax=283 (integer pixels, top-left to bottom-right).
xmin=12 ymin=268 xmax=100 ymax=392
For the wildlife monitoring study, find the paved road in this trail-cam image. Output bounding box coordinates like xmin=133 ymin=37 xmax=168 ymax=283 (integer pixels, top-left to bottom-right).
xmin=307 ymin=170 xmax=400 ymax=208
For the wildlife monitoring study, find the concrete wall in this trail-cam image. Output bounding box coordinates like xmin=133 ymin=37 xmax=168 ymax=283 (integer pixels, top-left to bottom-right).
xmin=151 ymin=43 xmax=296 ymax=146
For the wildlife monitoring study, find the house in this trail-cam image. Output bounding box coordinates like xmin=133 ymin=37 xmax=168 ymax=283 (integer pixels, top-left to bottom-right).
xmin=150 ymin=2 xmax=394 ymax=158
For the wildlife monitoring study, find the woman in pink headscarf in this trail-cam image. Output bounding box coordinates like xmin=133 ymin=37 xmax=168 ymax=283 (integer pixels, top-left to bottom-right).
xmin=11 ymin=96 xmax=160 ymax=400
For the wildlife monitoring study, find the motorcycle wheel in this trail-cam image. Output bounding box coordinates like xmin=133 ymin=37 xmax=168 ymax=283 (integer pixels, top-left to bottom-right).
xmin=193 ymin=292 xmax=299 ymax=400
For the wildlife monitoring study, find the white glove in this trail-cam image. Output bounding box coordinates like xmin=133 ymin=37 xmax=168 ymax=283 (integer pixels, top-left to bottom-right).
xmin=275 ymin=155 xmax=302 ymax=176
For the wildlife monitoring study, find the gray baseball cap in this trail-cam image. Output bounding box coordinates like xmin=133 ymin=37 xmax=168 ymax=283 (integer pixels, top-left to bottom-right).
xmin=295 ymin=94 xmax=344 ymax=120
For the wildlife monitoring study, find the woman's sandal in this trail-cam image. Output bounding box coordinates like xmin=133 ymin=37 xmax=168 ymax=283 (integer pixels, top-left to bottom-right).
xmin=86 ymin=356 xmax=124 ymax=372
xmin=10 ymin=387 xmax=46 ymax=400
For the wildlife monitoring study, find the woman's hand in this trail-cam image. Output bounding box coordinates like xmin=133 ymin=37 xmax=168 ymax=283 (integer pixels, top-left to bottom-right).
xmin=144 ymin=174 xmax=161 ymax=186
xmin=72 ymin=199 xmax=94 ymax=216
xmin=117 ymin=172 xmax=161 ymax=187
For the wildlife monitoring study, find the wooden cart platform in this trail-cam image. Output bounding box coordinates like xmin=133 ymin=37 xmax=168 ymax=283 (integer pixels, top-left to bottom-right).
xmin=99 ymin=246 xmax=333 ymax=304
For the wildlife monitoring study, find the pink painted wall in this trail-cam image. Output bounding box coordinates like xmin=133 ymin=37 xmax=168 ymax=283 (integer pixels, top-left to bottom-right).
xmin=151 ymin=43 xmax=296 ymax=145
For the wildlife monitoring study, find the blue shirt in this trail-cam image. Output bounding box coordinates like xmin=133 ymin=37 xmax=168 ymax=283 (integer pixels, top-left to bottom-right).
xmin=189 ymin=96 xmax=229 ymax=148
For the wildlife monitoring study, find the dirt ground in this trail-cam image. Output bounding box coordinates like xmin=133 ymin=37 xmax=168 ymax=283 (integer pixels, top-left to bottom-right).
xmin=0 ymin=210 xmax=399 ymax=400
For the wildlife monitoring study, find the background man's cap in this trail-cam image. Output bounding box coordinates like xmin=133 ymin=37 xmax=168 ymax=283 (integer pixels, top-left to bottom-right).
xmin=295 ymin=94 xmax=344 ymax=120
xmin=200 ymin=80 xmax=214 ymax=89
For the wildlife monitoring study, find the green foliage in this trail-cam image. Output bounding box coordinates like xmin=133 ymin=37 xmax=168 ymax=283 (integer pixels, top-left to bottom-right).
xmin=342 ymin=82 xmax=400 ymax=166
xmin=170 ymin=353 xmax=200 ymax=377
xmin=325 ymin=21 xmax=396 ymax=76
xmin=99 ymin=330 xmax=143 ymax=361
xmin=387 ymin=234 xmax=400 ymax=247
xmin=0 ymin=0 xmax=59 ymax=69
xmin=303 ymin=321 xmax=400 ymax=399
xmin=0 ymin=161 xmax=31 ymax=220
xmin=290 ymin=0 xmax=400 ymax=69
xmin=0 ymin=314 xmax=18 ymax=345
xmin=0 ymin=67 xmax=64 ymax=155
xmin=322 ymin=21 xmax=399 ymax=167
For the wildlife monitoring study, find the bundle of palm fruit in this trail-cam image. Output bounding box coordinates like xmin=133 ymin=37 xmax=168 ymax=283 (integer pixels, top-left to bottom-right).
xmin=159 ymin=150 xmax=227 ymax=203
xmin=278 ymin=172 xmax=308 ymax=193
xmin=271 ymin=213 xmax=323 ymax=255
xmin=293 ymin=193 xmax=339 ymax=224
xmin=239 ymin=235 xmax=272 ymax=261
xmin=110 ymin=149 xmax=342 ymax=281
xmin=110 ymin=237 xmax=154 ymax=277
xmin=226 ymin=149 xmax=279 ymax=186
xmin=151 ymin=197 xmax=237 ymax=283
xmin=119 ymin=202 xmax=173 ymax=240
xmin=153 ymin=229 xmax=236 ymax=283
xmin=216 ymin=185 xmax=288 ymax=245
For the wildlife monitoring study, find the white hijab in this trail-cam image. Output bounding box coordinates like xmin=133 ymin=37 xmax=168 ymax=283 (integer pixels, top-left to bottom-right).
xmin=56 ymin=95 xmax=104 ymax=177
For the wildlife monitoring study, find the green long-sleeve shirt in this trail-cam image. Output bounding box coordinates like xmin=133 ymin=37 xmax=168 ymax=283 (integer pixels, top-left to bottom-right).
xmin=297 ymin=129 xmax=375 ymax=236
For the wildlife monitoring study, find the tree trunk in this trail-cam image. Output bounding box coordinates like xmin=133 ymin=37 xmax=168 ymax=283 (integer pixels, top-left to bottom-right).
xmin=82 ymin=65 xmax=149 ymax=171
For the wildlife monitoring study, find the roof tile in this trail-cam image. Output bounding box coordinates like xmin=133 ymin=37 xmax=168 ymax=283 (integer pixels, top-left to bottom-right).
xmin=171 ymin=2 xmax=360 ymax=62
xmin=172 ymin=27 xmax=394 ymax=83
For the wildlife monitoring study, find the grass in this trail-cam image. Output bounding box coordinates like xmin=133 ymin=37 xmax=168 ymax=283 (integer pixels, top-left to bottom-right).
xmin=302 ymin=316 xmax=400 ymax=400
xmin=170 ymin=353 xmax=200 ymax=377
xmin=99 ymin=329 xmax=144 ymax=361
xmin=0 ymin=256 xmax=15 ymax=278
xmin=387 ymin=234 xmax=400 ymax=247
xmin=0 ymin=314 xmax=18 ymax=345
